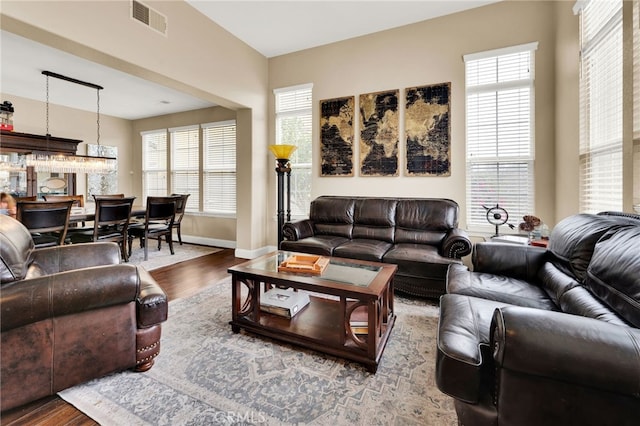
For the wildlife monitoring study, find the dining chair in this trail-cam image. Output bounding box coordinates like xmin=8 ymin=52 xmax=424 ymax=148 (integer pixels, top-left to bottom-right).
xmin=43 ymin=194 xmax=85 ymax=207
xmin=16 ymin=200 xmax=74 ymax=248
xmin=14 ymin=196 xmax=37 ymax=202
xmin=93 ymin=194 xmax=125 ymax=200
xmin=128 ymin=196 xmax=177 ymax=261
xmin=44 ymin=194 xmax=86 ymax=226
xmin=169 ymin=193 xmax=190 ymax=245
xmin=68 ymin=196 xmax=136 ymax=261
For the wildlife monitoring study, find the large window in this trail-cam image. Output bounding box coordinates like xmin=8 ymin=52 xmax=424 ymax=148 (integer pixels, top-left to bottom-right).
xmin=577 ymin=0 xmax=623 ymax=213
xmin=203 ymin=120 xmax=236 ymax=215
xmin=141 ymin=119 xmax=236 ymax=215
xmin=464 ymin=42 xmax=538 ymax=230
xmin=274 ymin=84 xmax=313 ymax=217
xmin=141 ymin=130 xmax=167 ymax=198
xmin=170 ymin=125 xmax=200 ymax=211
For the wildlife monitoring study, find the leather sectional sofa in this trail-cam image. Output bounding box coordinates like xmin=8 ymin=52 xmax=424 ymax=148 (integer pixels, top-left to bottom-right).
xmin=281 ymin=195 xmax=472 ymax=298
xmin=436 ymin=212 xmax=640 ymax=425
xmin=0 ymin=215 xmax=168 ymax=412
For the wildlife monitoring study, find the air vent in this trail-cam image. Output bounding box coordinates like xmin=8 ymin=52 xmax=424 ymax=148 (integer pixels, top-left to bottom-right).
xmin=131 ymin=0 xmax=167 ymax=36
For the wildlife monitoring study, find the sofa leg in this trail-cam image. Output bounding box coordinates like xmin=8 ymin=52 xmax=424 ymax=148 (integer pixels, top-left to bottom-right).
xmin=136 ymin=325 xmax=161 ymax=371
xmin=134 ymin=359 xmax=155 ymax=372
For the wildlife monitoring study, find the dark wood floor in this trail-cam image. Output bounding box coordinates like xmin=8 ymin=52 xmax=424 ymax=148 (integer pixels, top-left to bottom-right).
xmin=1 ymin=248 xmax=245 ymax=426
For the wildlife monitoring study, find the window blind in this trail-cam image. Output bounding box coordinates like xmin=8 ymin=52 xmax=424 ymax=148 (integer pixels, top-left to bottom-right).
xmin=578 ymin=0 xmax=623 ymax=213
xmin=464 ymin=43 xmax=537 ymax=229
xmin=275 ymin=84 xmax=313 ymax=217
xmin=141 ymin=130 xmax=167 ymax=198
xmin=202 ymin=120 xmax=236 ymax=214
xmin=170 ymin=126 xmax=200 ymax=211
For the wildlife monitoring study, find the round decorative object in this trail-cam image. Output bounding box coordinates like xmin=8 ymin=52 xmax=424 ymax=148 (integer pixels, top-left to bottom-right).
xmin=483 ymin=204 xmax=511 ymax=236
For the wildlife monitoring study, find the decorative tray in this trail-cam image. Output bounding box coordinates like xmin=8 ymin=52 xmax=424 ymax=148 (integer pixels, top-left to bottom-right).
xmin=278 ymin=255 xmax=330 ymax=275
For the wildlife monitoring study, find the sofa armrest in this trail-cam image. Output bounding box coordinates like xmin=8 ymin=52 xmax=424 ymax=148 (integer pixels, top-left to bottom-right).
xmin=1 ymin=264 xmax=139 ymax=332
xmin=441 ymin=228 xmax=472 ymax=258
xmin=31 ymin=242 xmax=121 ymax=274
xmin=473 ymin=242 xmax=547 ymax=281
xmin=136 ymin=266 xmax=168 ymax=327
xmin=491 ymin=306 xmax=640 ymax=396
xmin=282 ymin=219 xmax=315 ymax=241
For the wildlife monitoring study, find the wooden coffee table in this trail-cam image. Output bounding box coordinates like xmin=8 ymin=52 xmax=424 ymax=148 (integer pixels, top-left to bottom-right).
xmin=228 ymin=251 xmax=397 ymax=373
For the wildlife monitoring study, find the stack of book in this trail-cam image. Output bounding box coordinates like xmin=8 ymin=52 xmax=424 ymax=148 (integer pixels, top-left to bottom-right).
xmin=260 ymin=288 xmax=310 ymax=319
xmin=349 ymin=307 xmax=369 ymax=335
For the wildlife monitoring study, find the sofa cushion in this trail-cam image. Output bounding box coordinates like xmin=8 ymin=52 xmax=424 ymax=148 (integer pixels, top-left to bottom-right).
xmin=436 ymin=294 xmax=513 ymax=403
xmin=309 ymin=196 xmax=355 ymax=238
xmin=447 ymin=263 xmax=558 ymax=310
xmin=559 ymin=286 xmax=630 ymax=326
xmin=352 ymin=198 xmax=396 ymax=242
xmin=394 ymin=199 xmax=457 ymax=245
xmin=548 ymin=213 xmax=630 ymax=282
xmin=280 ymin=235 xmax=348 ymax=256
xmin=584 ymin=226 xmax=640 ymax=327
xmin=0 ymin=215 xmax=35 ymax=284
xmin=384 ymin=243 xmax=457 ymax=276
xmin=333 ymin=239 xmax=393 ymax=262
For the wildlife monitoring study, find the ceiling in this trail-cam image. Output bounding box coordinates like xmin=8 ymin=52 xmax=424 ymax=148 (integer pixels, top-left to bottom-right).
xmin=1 ymin=1 xmax=497 ymax=120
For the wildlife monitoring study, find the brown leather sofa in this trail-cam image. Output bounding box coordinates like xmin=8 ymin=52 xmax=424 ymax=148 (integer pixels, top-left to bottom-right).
xmin=281 ymin=196 xmax=472 ymax=297
xmin=0 ymin=215 xmax=168 ymax=412
xmin=436 ymin=212 xmax=640 ymax=425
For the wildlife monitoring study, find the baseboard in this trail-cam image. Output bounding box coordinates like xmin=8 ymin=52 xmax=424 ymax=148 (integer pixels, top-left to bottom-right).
xmin=178 ymin=234 xmax=236 ymax=249
xmin=235 ymin=245 xmax=277 ymax=259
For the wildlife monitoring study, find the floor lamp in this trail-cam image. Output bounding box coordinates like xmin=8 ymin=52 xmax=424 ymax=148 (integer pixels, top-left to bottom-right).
xmin=269 ymin=144 xmax=297 ymax=248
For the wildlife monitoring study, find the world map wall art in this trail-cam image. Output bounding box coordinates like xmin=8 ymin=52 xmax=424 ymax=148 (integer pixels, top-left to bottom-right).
xmin=359 ymin=89 xmax=399 ymax=176
xmin=405 ymin=82 xmax=451 ymax=176
xmin=320 ymin=96 xmax=354 ymax=176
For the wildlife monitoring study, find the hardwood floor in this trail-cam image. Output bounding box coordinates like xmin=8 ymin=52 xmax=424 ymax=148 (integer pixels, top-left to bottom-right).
xmin=1 ymin=248 xmax=245 ymax=426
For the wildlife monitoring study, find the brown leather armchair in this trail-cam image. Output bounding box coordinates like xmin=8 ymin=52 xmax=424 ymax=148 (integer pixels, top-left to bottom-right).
xmin=0 ymin=215 xmax=168 ymax=412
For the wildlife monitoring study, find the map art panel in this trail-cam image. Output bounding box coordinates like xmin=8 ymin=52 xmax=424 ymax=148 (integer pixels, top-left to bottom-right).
xmin=359 ymin=90 xmax=399 ymax=176
xmin=405 ymin=82 xmax=451 ymax=176
xmin=320 ymin=96 xmax=354 ymax=176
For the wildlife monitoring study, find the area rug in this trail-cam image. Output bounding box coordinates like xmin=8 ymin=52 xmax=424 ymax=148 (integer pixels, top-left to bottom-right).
xmin=58 ymin=278 xmax=457 ymax=425
xmin=128 ymin=243 xmax=221 ymax=270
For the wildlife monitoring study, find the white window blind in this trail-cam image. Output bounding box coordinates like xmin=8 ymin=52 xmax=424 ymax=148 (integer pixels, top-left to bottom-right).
xmin=202 ymin=120 xmax=236 ymax=215
xmin=464 ymin=43 xmax=537 ymax=229
xmin=170 ymin=126 xmax=200 ymax=211
xmin=141 ymin=130 xmax=167 ymax=199
xmin=275 ymin=84 xmax=313 ymax=217
xmin=578 ymin=0 xmax=623 ymax=213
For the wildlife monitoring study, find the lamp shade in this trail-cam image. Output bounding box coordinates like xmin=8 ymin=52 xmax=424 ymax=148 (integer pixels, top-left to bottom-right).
xmin=269 ymin=144 xmax=297 ymax=160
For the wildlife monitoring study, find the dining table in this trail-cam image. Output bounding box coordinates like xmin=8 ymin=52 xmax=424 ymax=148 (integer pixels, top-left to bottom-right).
xmin=69 ymin=206 xmax=147 ymax=224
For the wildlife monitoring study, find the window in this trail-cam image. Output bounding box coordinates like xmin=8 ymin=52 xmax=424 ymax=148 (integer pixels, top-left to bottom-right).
xmin=170 ymin=126 xmax=200 ymax=212
xmin=577 ymin=0 xmax=623 ymax=213
xmin=203 ymin=120 xmax=236 ymax=215
xmin=274 ymin=84 xmax=313 ymax=217
xmin=464 ymin=42 xmax=538 ymax=230
xmin=141 ymin=130 xmax=167 ymax=198
xmin=142 ymin=120 xmax=237 ymax=216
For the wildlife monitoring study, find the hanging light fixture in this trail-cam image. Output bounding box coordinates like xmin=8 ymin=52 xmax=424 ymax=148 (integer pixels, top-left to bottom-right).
xmin=25 ymin=71 xmax=117 ymax=174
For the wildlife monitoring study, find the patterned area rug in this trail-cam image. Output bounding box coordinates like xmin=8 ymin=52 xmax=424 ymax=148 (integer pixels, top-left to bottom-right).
xmin=58 ymin=278 xmax=457 ymax=425
xmin=128 ymin=243 xmax=221 ymax=270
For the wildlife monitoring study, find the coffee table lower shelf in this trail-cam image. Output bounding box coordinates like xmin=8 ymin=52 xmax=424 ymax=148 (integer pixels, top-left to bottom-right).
xmin=230 ymin=295 xmax=395 ymax=373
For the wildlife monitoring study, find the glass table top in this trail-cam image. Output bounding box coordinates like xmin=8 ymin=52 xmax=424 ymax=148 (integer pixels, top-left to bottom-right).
xmin=245 ymin=251 xmax=382 ymax=288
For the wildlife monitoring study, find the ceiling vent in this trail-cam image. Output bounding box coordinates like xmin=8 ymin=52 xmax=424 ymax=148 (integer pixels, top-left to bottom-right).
xmin=131 ymin=0 xmax=167 ymax=36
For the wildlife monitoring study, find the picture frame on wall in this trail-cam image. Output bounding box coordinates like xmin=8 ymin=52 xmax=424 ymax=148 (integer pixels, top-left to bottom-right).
xmin=320 ymin=96 xmax=355 ymax=176
xmin=359 ymin=89 xmax=399 ymax=176
xmin=405 ymin=82 xmax=451 ymax=176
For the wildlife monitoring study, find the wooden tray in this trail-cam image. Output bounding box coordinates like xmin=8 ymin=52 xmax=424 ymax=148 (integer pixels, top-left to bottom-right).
xmin=278 ymin=255 xmax=330 ymax=275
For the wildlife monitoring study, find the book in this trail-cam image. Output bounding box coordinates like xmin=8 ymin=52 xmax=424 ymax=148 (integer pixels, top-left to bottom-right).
xmin=260 ymin=288 xmax=310 ymax=319
xmin=349 ymin=305 xmax=369 ymax=335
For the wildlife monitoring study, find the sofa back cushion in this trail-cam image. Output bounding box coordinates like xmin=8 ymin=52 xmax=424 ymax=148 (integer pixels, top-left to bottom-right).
xmin=309 ymin=196 xmax=355 ymax=238
xmin=352 ymin=198 xmax=396 ymax=242
xmin=0 ymin=215 xmax=35 ymax=284
xmin=548 ymin=214 xmax=630 ymax=282
xmin=394 ymin=199 xmax=458 ymax=245
xmin=584 ymin=226 xmax=640 ymax=327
